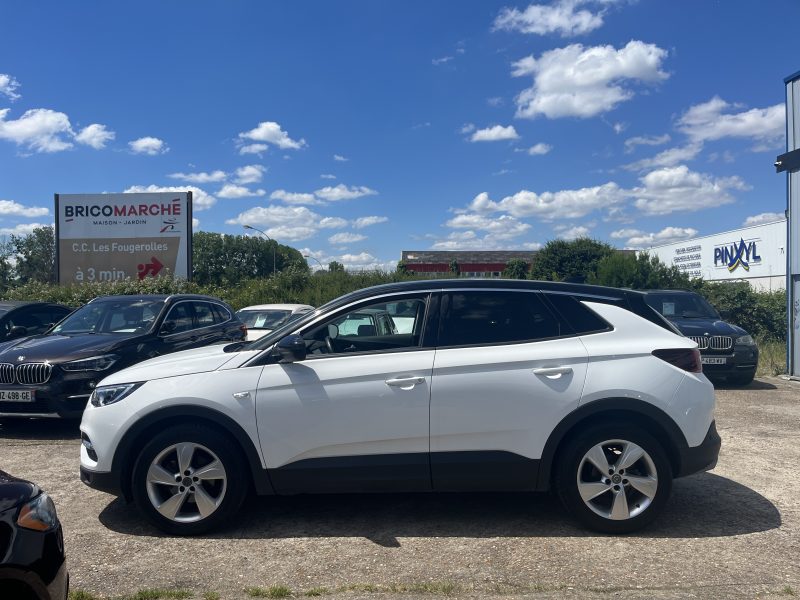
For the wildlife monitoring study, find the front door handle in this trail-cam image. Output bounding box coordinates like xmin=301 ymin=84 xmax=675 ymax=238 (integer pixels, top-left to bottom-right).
xmin=385 ymin=377 xmax=426 ymax=388
xmin=533 ymin=366 xmax=573 ymax=379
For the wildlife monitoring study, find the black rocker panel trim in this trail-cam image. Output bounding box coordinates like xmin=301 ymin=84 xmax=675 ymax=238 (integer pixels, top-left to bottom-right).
xmin=269 ymin=453 xmax=431 ymax=494
xmin=430 ymin=451 xmax=540 ymax=492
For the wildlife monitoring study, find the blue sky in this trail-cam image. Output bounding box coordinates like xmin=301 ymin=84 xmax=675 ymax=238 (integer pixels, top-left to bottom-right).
xmin=0 ymin=1 xmax=797 ymax=270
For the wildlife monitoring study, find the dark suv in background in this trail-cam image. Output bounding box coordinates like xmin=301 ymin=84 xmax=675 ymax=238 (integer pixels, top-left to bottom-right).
xmin=0 ymin=294 xmax=246 ymax=418
xmin=0 ymin=302 xmax=72 ymax=343
xmin=642 ymin=290 xmax=758 ymax=385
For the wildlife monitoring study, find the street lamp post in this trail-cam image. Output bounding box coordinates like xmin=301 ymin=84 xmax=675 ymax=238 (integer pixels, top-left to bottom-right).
xmin=243 ymin=224 xmax=276 ymax=276
xmin=303 ymin=254 xmax=325 ymax=271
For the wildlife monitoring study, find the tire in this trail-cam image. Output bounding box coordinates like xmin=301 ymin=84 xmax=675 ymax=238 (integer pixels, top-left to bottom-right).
xmin=555 ymin=423 xmax=672 ymax=534
xmin=131 ymin=423 xmax=249 ymax=535
xmin=727 ymin=371 xmax=755 ymax=386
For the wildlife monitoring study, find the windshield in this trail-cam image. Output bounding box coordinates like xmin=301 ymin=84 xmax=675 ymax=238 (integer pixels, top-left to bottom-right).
xmin=644 ymin=294 xmax=720 ymax=319
xmin=51 ymin=299 xmax=165 ymax=334
xmin=237 ymin=309 xmax=292 ymax=330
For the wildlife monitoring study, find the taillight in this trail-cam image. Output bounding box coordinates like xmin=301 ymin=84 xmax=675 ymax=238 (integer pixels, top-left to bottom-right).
xmin=652 ymin=348 xmax=702 ymax=373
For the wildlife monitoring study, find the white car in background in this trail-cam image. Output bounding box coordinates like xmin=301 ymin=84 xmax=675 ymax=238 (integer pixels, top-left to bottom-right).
xmin=79 ymin=280 xmax=720 ymax=536
xmin=236 ymin=304 xmax=314 ymax=341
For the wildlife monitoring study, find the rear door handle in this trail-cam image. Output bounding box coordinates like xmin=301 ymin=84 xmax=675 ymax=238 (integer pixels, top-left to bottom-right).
xmin=533 ymin=366 xmax=573 ymax=378
xmin=385 ymin=377 xmax=426 ymax=388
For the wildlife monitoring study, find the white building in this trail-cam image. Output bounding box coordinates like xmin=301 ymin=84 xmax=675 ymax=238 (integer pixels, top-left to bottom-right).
xmin=645 ymin=219 xmax=787 ymax=291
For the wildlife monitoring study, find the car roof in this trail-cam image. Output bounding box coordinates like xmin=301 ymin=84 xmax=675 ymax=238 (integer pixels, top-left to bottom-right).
xmin=238 ymin=304 xmax=314 ymax=312
xmin=89 ymin=294 xmax=228 ymax=304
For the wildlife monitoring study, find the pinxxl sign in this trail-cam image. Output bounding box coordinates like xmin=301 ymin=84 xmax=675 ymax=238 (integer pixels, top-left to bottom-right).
xmin=55 ymin=192 xmax=193 ymax=284
xmin=713 ymin=238 xmax=762 ymax=273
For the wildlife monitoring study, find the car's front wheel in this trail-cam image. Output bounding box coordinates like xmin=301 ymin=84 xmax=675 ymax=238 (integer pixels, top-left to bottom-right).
xmin=131 ymin=424 xmax=248 ymax=535
xmin=555 ymin=424 xmax=672 ymax=534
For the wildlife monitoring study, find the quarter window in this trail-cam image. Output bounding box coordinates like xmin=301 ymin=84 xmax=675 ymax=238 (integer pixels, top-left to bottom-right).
xmin=543 ymin=294 xmax=610 ymax=335
xmin=438 ymin=291 xmax=561 ymax=347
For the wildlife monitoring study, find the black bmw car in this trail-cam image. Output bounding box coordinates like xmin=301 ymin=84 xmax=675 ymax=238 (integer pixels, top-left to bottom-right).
xmin=642 ymin=289 xmax=759 ymax=385
xmin=0 ymin=294 xmax=246 ymax=418
xmin=0 ymin=470 xmax=68 ymax=599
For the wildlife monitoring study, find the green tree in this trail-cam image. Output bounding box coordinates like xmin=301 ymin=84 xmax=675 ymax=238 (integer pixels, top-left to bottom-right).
xmin=396 ymin=260 xmax=409 ymax=275
xmin=529 ymin=238 xmax=615 ymax=282
xmin=449 ymin=259 xmax=460 ymax=275
xmin=591 ymin=252 xmax=693 ymax=290
xmin=0 ymin=237 xmax=14 ymax=292
xmin=328 ymin=260 xmax=345 ymax=273
xmin=12 ymin=226 xmax=56 ymax=284
xmin=192 ymin=232 xmax=305 ymax=285
xmin=502 ymin=258 xmax=530 ymax=279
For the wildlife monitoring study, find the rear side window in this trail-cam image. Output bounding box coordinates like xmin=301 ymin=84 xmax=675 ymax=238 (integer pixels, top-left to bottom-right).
xmin=212 ymin=303 xmax=232 ymax=323
xmin=544 ymin=294 xmax=610 ymax=335
xmin=439 ymin=291 xmax=561 ymax=347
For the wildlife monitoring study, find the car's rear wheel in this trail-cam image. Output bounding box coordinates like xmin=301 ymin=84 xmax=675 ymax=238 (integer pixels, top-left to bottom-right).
xmin=131 ymin=424 xmax=248 ymax=535
xmin=555 ymin=424 xmax=672 ymax=534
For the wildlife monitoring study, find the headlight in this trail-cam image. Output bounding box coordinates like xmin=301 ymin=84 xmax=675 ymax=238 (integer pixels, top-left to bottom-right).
xmin=61 ymin=354 xmax=118 ymax=372
xmin=736 ymin=335 xmax=756 ymax=346
xmin=90 ymin=382 xmax=143 ymax=407
xmin=17 ymin=493 xmax=58 ymax=532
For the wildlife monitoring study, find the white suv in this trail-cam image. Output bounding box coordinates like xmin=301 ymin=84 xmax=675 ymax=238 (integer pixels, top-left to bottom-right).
xmin=79 ymin=280 xmax=720 ymax=535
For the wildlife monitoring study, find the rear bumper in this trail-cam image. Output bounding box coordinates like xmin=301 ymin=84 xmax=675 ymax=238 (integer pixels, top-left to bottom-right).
xmin=676 ymin=420 xmax=721 ymax=477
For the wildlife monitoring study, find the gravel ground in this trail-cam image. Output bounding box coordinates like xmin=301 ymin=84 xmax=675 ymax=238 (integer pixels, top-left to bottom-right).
xmin=1 ymin=377 xmax=799 ymax=600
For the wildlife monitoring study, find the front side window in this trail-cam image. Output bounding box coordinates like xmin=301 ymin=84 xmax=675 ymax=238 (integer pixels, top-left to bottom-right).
xmin=301 ymin=296 xmax=427 ymax=356
xmin=439 ymin=291 xmax=561 ymax=347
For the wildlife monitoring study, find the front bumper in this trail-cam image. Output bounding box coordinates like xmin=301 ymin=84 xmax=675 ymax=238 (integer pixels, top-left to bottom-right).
xmin=676 ymin=420 xmax=721 ymax=477
xmin=0 ymin=519 xmax=68 ymax=600
xmin=79 ymin=465 xmax=123 ymax=497
xmin=700 ymin=345 xmax=758 ymax=378
xmin=0 ymin=370 xmax=100 ymax=418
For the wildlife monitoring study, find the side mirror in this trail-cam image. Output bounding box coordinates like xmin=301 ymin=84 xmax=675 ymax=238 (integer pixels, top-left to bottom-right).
xmin=8 ymin=326 xmax=28 ymax=339
xmin=273 ymin=334 xmax=307 ymax=363
xmin=160 ymin=321 xmax=177 ymax=335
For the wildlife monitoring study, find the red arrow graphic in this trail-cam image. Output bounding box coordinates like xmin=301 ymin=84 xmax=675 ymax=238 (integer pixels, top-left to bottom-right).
xmin=137 ymin=256 xmax=165 ymax=280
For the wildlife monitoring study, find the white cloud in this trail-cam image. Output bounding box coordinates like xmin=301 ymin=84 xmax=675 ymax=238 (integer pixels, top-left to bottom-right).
xmin=677 ymin=96 xmax=784 ymax=149
xmin=226 ymin=205 xmax=348 ymax=242
xmin=129 ymin=136 xmax=168 ymax=155
xmin=624 ymin=133 xmax=671 ymax=153
xmin=333 ymin=154 xmax=349 ymax=162
xmin=527 ymin=142 xmax=552 ymax=155
xmin=168 ymin=170 xmax=227 ymax=184
xmin=466 ymin=182 xmax=625 ymax=220
xmin=234 ymin=164 xmax=266 ymax=184
xmin=75 ymin=123 xmax=115 ymax=149
xmin=512 ymin=41 xmax=669 ymax=119
xmin=329 ymin=232 xmax=367 ymax=245
xmin=217 ymin=184 xmax=266 ymax=199
xmin=612 ymin=121 xmax=627 ymax=134
xmin=743 ymin=212 xmax=785 ymax=226
xmin=270 ymin=189 xmax=320 ymax=205
xmin=493 ymin=0 xmax=606 ymax=37
xmin=432 ymin=56 xmax=454 ymax=66
xmin=632 ymin=165 xmax=749 ymax=216
xmin=446 ymin=213 xmax=531 ymax=239
xmin=314 ymin=184 xmax=378 ymax=202
xmin=0 ymin=222 xmax=50 ymax=237
xmin=123 ymin=184 xmax=216 ymax=211
xmin=352 ymin=215 xmax=388 ymax=229
xmin=623 ymin=142 xmax=702 ymax=171
xmin=239 ymin=143 xmax=268 ymax=156
xmin=556 ymin=225 xmax=592 ymax=240
xmin=487 ymin=97 xmax=504 ymax=107
xmin=0 ymin=108 xmax=74 ymax=153
xmin=0 ymin=199 xmax=50 ymax=217
xmin=460 ymin=123 xmax=476 ymax=134
xmin=238 ymin=121 xmax=306 ymax=150
xmin=320 ymin=173 xmax=337 ymax=180
xmin=0 ymin=74 xmax=21 ymax=101
xmin=192 ymin=218 xmax=200 ymax=230
xmin=612 ymin=226 xmax=698 ymax=248
xmin=470 ymin=125 xmax=520 ymax=142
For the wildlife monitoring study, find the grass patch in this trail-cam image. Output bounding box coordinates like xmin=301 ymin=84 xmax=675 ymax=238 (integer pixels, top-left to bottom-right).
xmin=126 ymin=590 xmax=192 ymax=600
xmin=245 ymin=585 xmax=293 ymax=598
xmin=203 ymin=593 xmax=221 ymax=600
xmin=782 ymin=586 xmax=796 ymax=596
xmin=303 ymin=588 xmax=329 ymax=597
xmin=69 ymin=592 xmax=102 ymax=600
xmin=335 ymin=582 xmax=458 ymax=595
xmin=757 ymin=338 xmax=786 ymax=376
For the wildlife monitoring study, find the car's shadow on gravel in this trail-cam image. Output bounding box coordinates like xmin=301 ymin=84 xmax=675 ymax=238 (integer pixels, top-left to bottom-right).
xmin=0 ymin=417 xmax=81 ymax=440
xmin=98 ymin=472 xmax=780 ymax=545
xmin=712 ymin=378 xmax=777 ymax=391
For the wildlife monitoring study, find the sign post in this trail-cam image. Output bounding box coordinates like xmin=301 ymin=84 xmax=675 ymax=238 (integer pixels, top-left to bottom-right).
xmin=776 ymin=71 xmax=800 ymax=378
xmin=55 ymin=192 xmax=192 ymax=284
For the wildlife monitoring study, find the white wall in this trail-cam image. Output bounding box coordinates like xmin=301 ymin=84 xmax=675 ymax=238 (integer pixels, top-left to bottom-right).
xmin=644 ymin=220 xmax=787 ymax=290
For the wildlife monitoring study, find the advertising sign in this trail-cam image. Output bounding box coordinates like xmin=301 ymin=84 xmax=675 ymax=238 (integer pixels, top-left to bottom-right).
xmin=55 ymin=192 xmax=192 ymax=284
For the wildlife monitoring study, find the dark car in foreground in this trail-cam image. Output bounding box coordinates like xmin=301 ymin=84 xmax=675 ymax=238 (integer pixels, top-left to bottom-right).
xmin=642 ymin=290 xmax=758 ymax=385
xmin=0 ymin=470 xmax=67 ymax=599
xmin=0 ymin=302 xmax=72 ymax=343
xmin=0 ymin=294 xmax=246 ymax=418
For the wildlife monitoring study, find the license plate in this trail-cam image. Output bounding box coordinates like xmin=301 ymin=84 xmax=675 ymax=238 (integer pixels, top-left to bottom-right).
xmin=0 ymin=390 xmax=35 ymax=402
xmin=701 ymin=357 xmax=727 ymax=365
